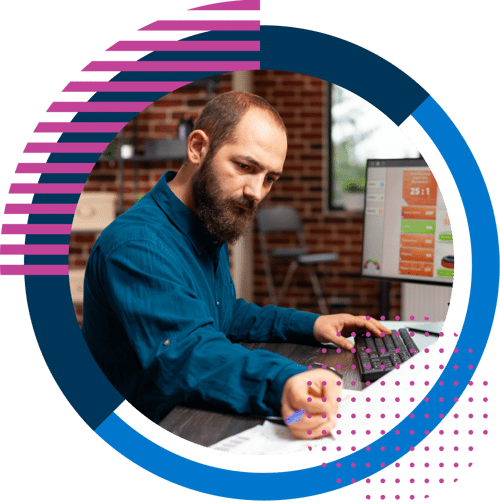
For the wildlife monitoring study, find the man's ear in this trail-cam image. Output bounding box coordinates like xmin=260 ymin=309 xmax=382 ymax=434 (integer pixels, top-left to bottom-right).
xmin=186 ymin=129 xmax=209 ymax=166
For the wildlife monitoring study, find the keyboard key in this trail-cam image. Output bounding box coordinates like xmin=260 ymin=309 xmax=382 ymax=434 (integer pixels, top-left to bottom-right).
xmin=354 ymin=327 xmax=424 ymax=382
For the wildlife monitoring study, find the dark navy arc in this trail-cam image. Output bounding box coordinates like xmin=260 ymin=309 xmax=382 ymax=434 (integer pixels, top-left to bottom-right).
xmin=30 ymin=194 xmax=80 ymax=204
xmin=38 ymin=173 xmax=90 ymax=184
xmin=24 ymin=256 xmax=70 ymax=265
xmin=110 ymin=71 xmax=236 ymax=82
xmin=88 ymin=92 xmax=167 ymax=103
xmin=71 ymin=112 xmax=138 ymax=123
xmin=57 ymin=133 xmax=118 ymax=144
xmin=138 ymin=50 xmax=260 ymax=62
xmin=25 ymin=235 xmax=71 ymax=245
xmin=45 ymin=153 xmax=102 ymax=164
xmin=181 ymin=31 xmax=262 ymax=42
xmin=25 ymin=276 xmax=124 ymax=430
xmin=260 ymin=25 xmax=429 ymax=126
xmin=26 ymin=214 xmax=75 ymax=224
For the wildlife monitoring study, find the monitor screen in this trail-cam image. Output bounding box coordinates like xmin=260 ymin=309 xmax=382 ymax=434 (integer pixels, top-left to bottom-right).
xmin=361 ymin=158 xmax=453 ymax=286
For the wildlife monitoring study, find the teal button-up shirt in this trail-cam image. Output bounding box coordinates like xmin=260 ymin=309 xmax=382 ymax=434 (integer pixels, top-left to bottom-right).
xmin=82 ymin=171 xmax=319 ymax=423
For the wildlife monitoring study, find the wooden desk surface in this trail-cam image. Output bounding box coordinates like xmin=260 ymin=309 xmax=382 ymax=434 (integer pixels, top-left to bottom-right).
xmin=159 ymin=340 xmax=364 ymax=447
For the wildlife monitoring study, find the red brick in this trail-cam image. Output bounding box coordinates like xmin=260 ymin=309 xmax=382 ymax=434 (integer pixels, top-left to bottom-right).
xmin=154 ymin=100 xmax=183 ymax=108
xmin=300 ymin=112 xmax=323 ymax=118
xmin=300 ymin=90 xmax=323 ymax=98
xmin=300 ymin=133 xmax=323 ymax=140
xmin=154 ymin=124 xmax=177 ymax=134
xmin=273 ymin=91 xmax=296 ymax=98
xmin=141 ymin=113 xmax=166 ymax=121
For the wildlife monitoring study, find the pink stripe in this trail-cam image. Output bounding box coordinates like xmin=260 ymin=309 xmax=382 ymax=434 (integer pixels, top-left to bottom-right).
xmin=16 ymin=163 xmax=94 ymax=174
xmin=0 ymin=244 xmax=70 ymax=255
xmin=24 ymin=143 xmax=108 ymax=153
xmin=191 ymin=0 xmax=260 ymax=10
xmin=63 ymin=82 xmax=190 ymax=92
xmin=48 ymin=102 xmax=151 ymax=112
xmin=107 ymin=40 xmax=260 ymax=51
xmin=139 ymin=20 xmax=260 ymax=31
xmin=35 ymin=122 xmax=128 ymax=133
xmin=10 ymin=184 xmax=84 ymax=194
xmin=2 ymin=224 xmax=72 ymax=234
xmin=4 ymin=204 xmax=77 ymax=214
xmin=83 ymin=61 xmax=260 ymax=72
xmin=0 ymin=265 xmax=69 ymax=276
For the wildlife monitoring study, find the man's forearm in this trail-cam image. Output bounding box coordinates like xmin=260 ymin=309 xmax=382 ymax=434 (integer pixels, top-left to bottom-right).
xmin=226 ymin=297 xmax=319 ymax=344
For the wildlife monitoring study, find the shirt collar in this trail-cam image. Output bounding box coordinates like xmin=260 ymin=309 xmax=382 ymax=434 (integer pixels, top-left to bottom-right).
xmin=150 ymin=171 xmax=221 ymax=255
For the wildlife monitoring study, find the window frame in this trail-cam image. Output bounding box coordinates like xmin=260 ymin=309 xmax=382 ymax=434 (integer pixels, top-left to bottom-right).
xmin=326 ymin=81 xmax=343 ymax=212
xmin=326 ymin=81 xmax=421 ymax=213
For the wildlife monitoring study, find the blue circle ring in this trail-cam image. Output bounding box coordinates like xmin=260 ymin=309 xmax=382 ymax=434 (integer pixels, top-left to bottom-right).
xmin=25 ymin=25 xmax=499 ymax=500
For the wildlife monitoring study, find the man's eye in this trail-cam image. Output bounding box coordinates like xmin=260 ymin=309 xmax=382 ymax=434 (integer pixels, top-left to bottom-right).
xmin=238 ymin=163 xmax=250 ymax=170
xmin=266 ymin=176 xmax=276 ymax=184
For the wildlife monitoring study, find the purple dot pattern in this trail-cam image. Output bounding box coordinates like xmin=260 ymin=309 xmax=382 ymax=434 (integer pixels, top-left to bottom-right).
xmin=306 ymin=317 xmax=488 ymax=501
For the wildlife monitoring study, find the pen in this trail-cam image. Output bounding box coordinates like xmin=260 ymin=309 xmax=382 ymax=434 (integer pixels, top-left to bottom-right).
xmin=284 ymin=409 xmax=305 ymax=425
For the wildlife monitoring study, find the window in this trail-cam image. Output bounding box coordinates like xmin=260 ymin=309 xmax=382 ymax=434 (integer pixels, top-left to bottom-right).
xmin=327 ymin=82 xmax=420 ymax=211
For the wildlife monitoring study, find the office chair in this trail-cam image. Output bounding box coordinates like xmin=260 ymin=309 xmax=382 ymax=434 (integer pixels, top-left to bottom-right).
xmin=256 ymin=205 xmax=344 ymax=315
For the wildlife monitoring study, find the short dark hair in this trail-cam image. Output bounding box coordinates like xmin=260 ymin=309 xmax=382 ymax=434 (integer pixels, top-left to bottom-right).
xmin=193 ymin=91 xmax=286 ymax=157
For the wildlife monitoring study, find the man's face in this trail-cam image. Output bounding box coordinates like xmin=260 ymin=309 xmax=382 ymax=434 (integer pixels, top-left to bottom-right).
xmin=192 ymin=107 xmax=287 ymax=244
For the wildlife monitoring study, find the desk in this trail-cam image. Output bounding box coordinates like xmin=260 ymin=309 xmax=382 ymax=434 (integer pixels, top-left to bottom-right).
xmin=159 ymin=321 xmax=430 ymax=447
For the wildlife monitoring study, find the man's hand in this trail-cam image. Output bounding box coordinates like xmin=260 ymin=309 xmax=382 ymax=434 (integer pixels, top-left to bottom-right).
xmin=313 ymin=313 xmax=392 ymax=351
xmin=281 ymin=369 xmax=342 ymax=439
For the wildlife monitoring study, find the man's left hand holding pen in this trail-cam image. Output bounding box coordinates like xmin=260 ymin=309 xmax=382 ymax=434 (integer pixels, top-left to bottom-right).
xmin=282 ymin=368 xmax=343 ymax=439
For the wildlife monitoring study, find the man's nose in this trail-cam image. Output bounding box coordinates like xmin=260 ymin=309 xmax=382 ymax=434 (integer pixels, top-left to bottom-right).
xmin=243 ymin=176 xmax=264 ymax=202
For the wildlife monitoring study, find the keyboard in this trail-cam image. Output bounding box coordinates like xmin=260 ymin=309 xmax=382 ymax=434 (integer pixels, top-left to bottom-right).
xmin=354 ymin=328 xmax=420 ymax=382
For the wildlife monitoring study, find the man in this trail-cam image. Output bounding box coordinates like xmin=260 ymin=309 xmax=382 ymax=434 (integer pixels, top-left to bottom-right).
xmin=82 ymin=91 xmax=389 ymax=440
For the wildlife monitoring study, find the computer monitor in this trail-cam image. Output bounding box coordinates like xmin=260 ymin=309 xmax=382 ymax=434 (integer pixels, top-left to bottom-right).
xmin=361 ymin=158 xmax=453 ymax=286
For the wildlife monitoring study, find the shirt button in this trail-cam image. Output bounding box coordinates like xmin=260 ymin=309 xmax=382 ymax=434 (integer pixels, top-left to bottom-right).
xmin=216 ymin=301 xmax=220 ymax=306
xmin=163 ymin=339 xmax=171 ymax=346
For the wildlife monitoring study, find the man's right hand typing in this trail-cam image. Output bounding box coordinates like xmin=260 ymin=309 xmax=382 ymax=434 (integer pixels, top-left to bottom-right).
xmin=281 ymin=369 xmax=343 ymax=439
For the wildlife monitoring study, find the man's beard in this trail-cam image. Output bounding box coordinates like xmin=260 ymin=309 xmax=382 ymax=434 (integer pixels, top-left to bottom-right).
xmin=191 ymin=154 xmax=258 ymax=244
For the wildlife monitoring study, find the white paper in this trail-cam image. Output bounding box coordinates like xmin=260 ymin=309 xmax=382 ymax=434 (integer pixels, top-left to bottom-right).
xmin=209 ymin=342 xmax=436 ymax=455
xmin=211 ymin=390 xmax=360 ymax=455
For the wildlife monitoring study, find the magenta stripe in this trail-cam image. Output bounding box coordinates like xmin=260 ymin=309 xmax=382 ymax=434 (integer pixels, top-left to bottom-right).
xmin=48 ymin=102 xmax=151 ymax=112
xmin=107 ymin=40 xmax=260 ymax=51
xmin=16 ymin=163 xmax=94 ymax=174
xmin=191 ymin=0 xmax=260 ymax=10
xmin=0 ymin=244 xmax=69 ymax=255
xmin=4 ymin=204 xmax=78 ymax=214
xmin=10 ymin=183 xmax=84 ymax=194
xmin=2 ymin=224 xmax=72 ymax=234
xmin=0 ymin=265 xmax=69 ymax=276
xmin=35 ymin=122 xmax=128 ymax=133
xmin=139 ymin=20 xmax=260 ymax=31
xmin=24 ymin=143 xmax=108 ymax=153
xmin=63 ymin=82 xmax=190 ymax=92
xmin=83 ymin=61 xmax=260 ymax=72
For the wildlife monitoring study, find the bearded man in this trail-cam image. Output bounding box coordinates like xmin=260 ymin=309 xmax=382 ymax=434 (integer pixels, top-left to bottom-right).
xmin=82 ymin=91 xmax=389 ymax=439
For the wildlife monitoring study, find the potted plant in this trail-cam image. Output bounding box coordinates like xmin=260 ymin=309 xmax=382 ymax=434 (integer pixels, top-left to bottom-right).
xmin=343 ymin=180 xmax=365 ymax=212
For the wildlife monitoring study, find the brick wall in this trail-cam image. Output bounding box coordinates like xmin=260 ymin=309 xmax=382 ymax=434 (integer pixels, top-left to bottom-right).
xmin=69 ymin=70 xmax=401 ymax=325
xmin=251 ymin=70 xmax=401 ymax=318
xmin=70 ymin=75 xmax=233 ymax=324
